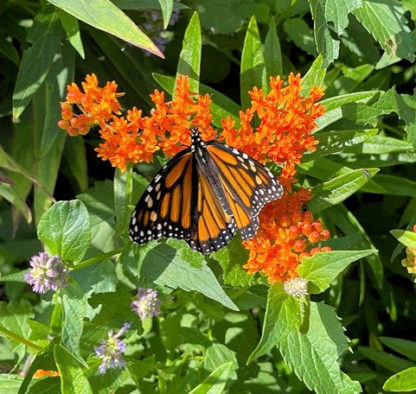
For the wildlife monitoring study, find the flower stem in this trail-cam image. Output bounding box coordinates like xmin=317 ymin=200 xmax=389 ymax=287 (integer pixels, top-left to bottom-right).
xmin=71 ymin=248 xmax=124 ymax=271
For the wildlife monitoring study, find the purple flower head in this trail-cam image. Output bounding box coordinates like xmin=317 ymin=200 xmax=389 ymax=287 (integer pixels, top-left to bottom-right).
xmin=24 ymin=252 xmax=69 ymax=293
xmin=131 ymin=288 xmax=161 ymax=321
xmin=95 ymin=322 xmax=130 ymax=374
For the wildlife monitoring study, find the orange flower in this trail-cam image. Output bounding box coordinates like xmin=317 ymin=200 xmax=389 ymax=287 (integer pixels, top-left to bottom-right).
xmin=59 ymin=72 xmax=331 ymax=283
xmin=243 ymin=189 xmax=331 ymax=283
xmin=220 ymin=73 xmax=324 ymax=187
xmin=33 ymin=369 xmax=60 ymax=378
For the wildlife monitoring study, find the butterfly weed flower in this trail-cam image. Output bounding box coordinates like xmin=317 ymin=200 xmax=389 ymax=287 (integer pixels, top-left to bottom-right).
xmin=24 ymin=252 xmax=69 ymax=293
xmin=131 ymin=288 xmax=161 ymax=321
xmin=284 ymin=277 xmax=309 ymax=298
xmin=94 ymin=322 xmax=130 ymax=374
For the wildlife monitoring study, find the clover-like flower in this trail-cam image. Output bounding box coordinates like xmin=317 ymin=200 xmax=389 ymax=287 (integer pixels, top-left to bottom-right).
xmin=131 ymin=288 xmax=161 ymax=321
xmin=24 ymin=252 xmax=69 ymax=293
xmin=94 ymin=322 xmax=130 ymax=374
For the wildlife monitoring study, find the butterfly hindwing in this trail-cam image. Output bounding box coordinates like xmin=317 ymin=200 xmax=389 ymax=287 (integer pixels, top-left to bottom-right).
xmin=206 ymin=141 xmax=283 ymax=240
xmin=129 ymin=149 xmax=195 ymax=244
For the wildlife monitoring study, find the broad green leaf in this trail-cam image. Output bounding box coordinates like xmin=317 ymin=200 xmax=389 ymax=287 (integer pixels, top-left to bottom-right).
xmin=362 ymin=175 xmax=416 ymax=198
xmin=383 ymin=367 xmax=416 ymax=392
xmin=158 ymin=0 xmax=173 ymax=28
xmin=54 ymin=344 xmax=93 ymax=394
xmin=189 ymin=362 xmax=234 ymax=394
xmin=305 ymin=129 xmax=377 ymax=160
xmin=248 ymin=284 xmax=300 ymax=363
xmin=390 ymin=230 xmax=416 ymax=249
xmin=38 ymin=200 xmax=90 ymax=263
xmin=353 ymin=0 xmax=416 ymax=61
xmin=240 ymin=16 xmax=267 ymax=108
xmin=58 ymin=10 xmax=85 ymax=58
xmin=12 ymin=8 xmax=61 ymax=119
xmin=301 ymin=55 xmax=326 ymax=96
xmin=47 ymin=0 xmax=163 ymax=57
xmin=279 ymin=302 xmax=361 ymax=393
xmin=0 ymin=300 xmax=33 ymax=349
xmin=212 ymin=235 xmax=255 ymax=287
xmin=309 ymin=0 xmax=340 ymax=67
xmin=204 ymin=343 xmax=238 ymax=380
xmin=264 ymin=18 xmax=282 ymax=77
xmin=380 ymin=337 xmax=416 ymax=362
xmin=326 ymin=64 xmax=374 ymax=97
xmin=284 ymin=18 xmax=316 ymax=55
xmin=130 ymin=243 xmax=238 ymax=310
xmin=61 ymin=282 xmax=88 ymax=362
xmin=403 ymin=0 xmax=416 ymax=21
xmin=153 ymin=73 xmax=240 ymax=127
xmin=175 ymin=12 xmax=201 ymax=95
xmin=359 ymin=346 xmax=414 ymax=373
xmin=114 ymin=167 xmax=133 ymax=235
xmin=308 ymin=168 xmax=379 ymax=212
xmin=324 ymin=0 xmax=362 ymax=34
xmin=345 ymin=135 xmax=414 ymax=154
xmin=298 ymin=250 xmax=376 ymax=293
xmin=0 ymin=374 xmax=23 ymax=394
xmin=63 ymin=136 xmax=88 ymax=193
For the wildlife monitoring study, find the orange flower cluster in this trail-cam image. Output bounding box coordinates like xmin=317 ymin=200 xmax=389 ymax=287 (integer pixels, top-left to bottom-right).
xmin=401 ymin=225 xmax=416 ymax=275
xmin=221 ymin=73 xmax=324 ymax=187
xmin=59 ymin=73 xmax=330 ymax=283
xmin=59 ymin=74 xmax=216 ymax=170
xmin=243 ymin=189 xmax=331 ymax=283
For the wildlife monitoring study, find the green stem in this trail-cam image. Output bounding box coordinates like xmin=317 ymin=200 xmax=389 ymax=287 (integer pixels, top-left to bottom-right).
xmin=380 ymin=122 xmax=405 ymax=138
xmin=71 ymin=248 xmax=124 ymax=271
xmin=0 ymin=326 xmax=43 ymax=352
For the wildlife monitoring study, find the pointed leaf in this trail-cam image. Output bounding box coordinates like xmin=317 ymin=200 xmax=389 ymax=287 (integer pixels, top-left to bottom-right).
xmin=383 ymin=367 xmax=416 ymax=392
xmin=390 ymin=230 xmax=416 ymax=249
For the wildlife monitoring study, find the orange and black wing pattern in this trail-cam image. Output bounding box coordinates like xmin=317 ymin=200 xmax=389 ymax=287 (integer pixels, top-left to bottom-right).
xmin=206 ymin=141 xmax=283 ymax=240
xmin=129 ymin=148 xmax=196 ymax=245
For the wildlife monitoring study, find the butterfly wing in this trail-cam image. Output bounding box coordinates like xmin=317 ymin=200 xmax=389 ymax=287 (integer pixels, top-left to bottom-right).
xmin=206 ymin=141 xmax=283 ymax=240
xmin=129 ymin=148 xmax=196 ymax=244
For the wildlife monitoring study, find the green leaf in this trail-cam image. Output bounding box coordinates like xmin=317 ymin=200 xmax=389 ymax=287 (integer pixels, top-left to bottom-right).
xmin=47 ymin=0 xmax=163 ymax=57
xmin=158 ymin=0 xmax=173 ymax=29
xmin=12 ymin=8 xmax=61 ymax=119
xmin=248 ymin=283 xmax=300 ymax=363
xmin=0 ymin=183 xmax=32 ymax=223
xmin=298 ymin=250 xmax=376 ymax=293
xmin=63 ymin=136 xmax=88 ymax=192
xmin=58 ymin=10 xmax=85 ymax=58
xmin=61 ymin=282 xmax=88 ymax=362
xmin=153 ymin=73 xmax=240 ymax=127
xmin=38 ymin=200 xmax=90 ymax=263
xmin=189 ymin=362 xmax=234 ymax=394
xmin=345 ymin=135 xmax=414 ymax=154
xmin=353 ymin=0 xmax=416 ymax=61
xmin=175 ymin=12 xmax=201 ymax=95
xmin=383 ymin=367 xmax=416 ymax=392
xmin=380 ymin=337 xmax=416 ymax=362
xmin=359 ymin=346 xmax=414 ymax=373
xmin=204 ymin=343 xmax=238 ymax=380
xmin=54 ymin=344 xmax=93 ymax=394
xmin=309 ymin=0 xmax=340 ymax=67
xmin=0 ymin=299 xmax=33 ymax=349
xmin=362 ymin=175 xmax=416 ymax=198
xmin=264 ymin=18 xmax=282 ymax=77
xmin=212 ymin=235 xmax=254 ymax=287
xmin=0 ymin=374 xmax=23 ymax=394
xmin=129 ymin=243 xmax=238 ymax=310
xmin=305 ymin=129 xmax=378 ymax=160
xmin=114 ymin=167 xmax=133 ymax=235
xmin=0 ymin=32 xmax=20 ymax=66
xmin=308 ymin=168 xmax=379 ymax=213
xmin=390 ymin=230 xmax=416 ymax=249
xmin=240 ymin=15 xmax=267 ymax=108
xmin=324 ymin=0 xmax=362 ymax=34
xmin=279 ymin=302 xmax=361 ymax=393
xmin=284 ymin=18 xmax=316 ymax=55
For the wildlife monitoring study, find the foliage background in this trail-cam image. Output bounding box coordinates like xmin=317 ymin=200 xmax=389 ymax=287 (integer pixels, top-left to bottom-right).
xmin=1 ymin=0 xmax=416 ymax=393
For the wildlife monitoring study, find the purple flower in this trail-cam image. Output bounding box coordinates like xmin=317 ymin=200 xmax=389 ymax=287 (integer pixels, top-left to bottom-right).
xmin=95 ymin=323 xmax=130 ymax=374
xmin=24 ymin=252 xmax=69 ymax=293
xmin=131 ymin=288 xmax=161 ymax=321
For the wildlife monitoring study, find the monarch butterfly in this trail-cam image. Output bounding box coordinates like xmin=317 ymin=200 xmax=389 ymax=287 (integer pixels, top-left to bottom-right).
xmin=129 ymin=128 xmax=283 ymax=254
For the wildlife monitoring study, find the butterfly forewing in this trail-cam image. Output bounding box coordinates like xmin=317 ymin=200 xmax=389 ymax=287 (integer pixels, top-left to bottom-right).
xmin=206 ymin=141 xmax=283 ymax=240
